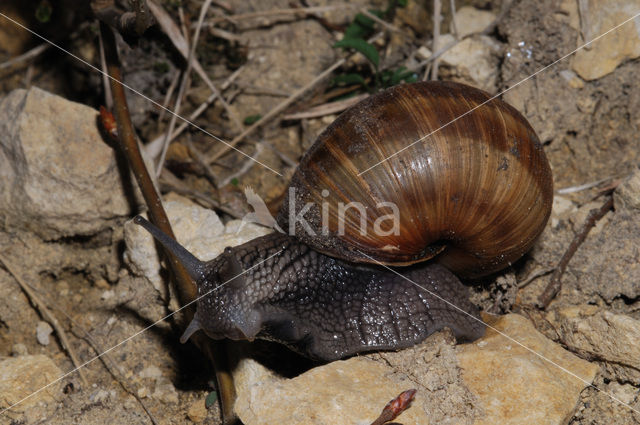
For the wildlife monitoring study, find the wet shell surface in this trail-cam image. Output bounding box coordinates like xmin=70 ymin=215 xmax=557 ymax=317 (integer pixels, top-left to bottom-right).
xmin=278 ymin=81 xmax=553 ymax=278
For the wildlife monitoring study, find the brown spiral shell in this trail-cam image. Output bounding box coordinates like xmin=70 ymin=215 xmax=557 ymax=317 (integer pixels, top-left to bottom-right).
xmin=277 ymin=81 xmax=553 ymax=278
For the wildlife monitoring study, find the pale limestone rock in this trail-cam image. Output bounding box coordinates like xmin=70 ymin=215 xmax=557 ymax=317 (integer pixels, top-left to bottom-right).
xmin=235 ymin=356 xmax=432 ymax=425
xmin=568 ymin=211 xmax=640 ymax=301
xmin=559 ymin=69 xmax=585 ymax=89
xmin=0 ymin=87 xmax=139 ymax=239
xmin=0 ymin=355 xmax=63 ymax=421
xmin=458 ymin=314 xmax=600 ymax=425
xmin=152 ymin=378 xmax=179 ymax=404
xmin=187 ymin=397 xmax=208 ymax=423
xmin=551 ymin=195 xmax=577 ymax=227
xmin=35 ymin=321 xmax=53 ymax=346
xmin=571 ymin=0 xmax=640 ymax=80
xmin=547 ymin=306 xmax=640 ymax=381
xmin=235 ymin=315 xmax=599 ymax=425
xmin=453 ymin=6 xmax=496 ymax=38
xmin=415 ymin=46 xmax=432 ymax=61
xmin=123 ymin=194 xmax=272 ymax=293
xmin=614 ymin=167 xmax=640 ymax=213
xmin=138 ymin=365 xmax=163 ymax=380
xmin=439 ymin=34 xmax=502 ymax=93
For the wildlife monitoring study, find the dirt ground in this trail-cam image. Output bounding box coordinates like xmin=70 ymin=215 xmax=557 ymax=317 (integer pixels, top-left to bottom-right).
xmin=0 ymin=0 xmax=639 ymax=424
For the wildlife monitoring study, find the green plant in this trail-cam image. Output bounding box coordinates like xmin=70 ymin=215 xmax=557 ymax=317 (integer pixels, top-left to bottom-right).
xmin=332 ymin=0 xmax=416 ymax=92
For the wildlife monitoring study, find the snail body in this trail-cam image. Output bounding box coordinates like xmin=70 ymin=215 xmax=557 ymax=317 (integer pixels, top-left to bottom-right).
xmin=135 ymin=81 xmax=553 ymax=361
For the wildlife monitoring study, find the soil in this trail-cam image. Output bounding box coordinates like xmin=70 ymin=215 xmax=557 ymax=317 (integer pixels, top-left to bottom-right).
xmin=0 ymin=0 xmax=639 ymax=424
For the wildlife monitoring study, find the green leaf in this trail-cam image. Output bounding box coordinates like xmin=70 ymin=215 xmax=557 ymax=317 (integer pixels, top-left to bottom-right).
xmin=331 ymin=73 xmax=367 ymax=87
xmin=35 ymin=0 xmax=53 ymax=23
xmin=404 ymin=74 xmax=418 ymax=83
xmin=344 ymin=21 xmax=369 ymax=39
xmin=334 ymin=38 xmax=379 ymax=68
xmin=230 ymin=178 xmax=239 ymax=186
xmin=397 ymin=0 xmax=408 ymax=7
xmin=243 ymin=114 xmax=262 ymax=125
xmin=353 ymin=13 xmax=375 ymax=29
xmin=205 ymin=390 xmax=217 ymax=408
xmin=391 ymin=66 xmax=412 ymax=85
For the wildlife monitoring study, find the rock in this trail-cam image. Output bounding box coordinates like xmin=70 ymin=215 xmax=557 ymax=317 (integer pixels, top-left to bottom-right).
xmin=0 ymin=355 xmax=63 ymax=420
xmin=551 ymin=195 xmax=577 ymax=227
xmin=137 ymin=386 xmax=149 ymax=399
xmin=614 ymin=167 xmax=640 ymax=213
xmin=0 ymin=87 xmax=140 ymax=240
xmin=438 ymin=34 xmax=502 ymax=93
xmin=559 ymin=69 xmax=585 ymax=89
xmin=11 ymin=343 xmax=28 ymax=356
xmin=235 ymin=315 xmax=599 ymax=425
xmin=187 ymin=398 xmax=208 ymax=423
xmin=235 ymin=357 xmax=433 ymax=425
xmin=139 ymin=365 xmax=163 ymax=380
xmin=458 ymin=314 xmax=599 ymax=425
xmin=152 ymin=378 xmax=179 ymax=405
xmin=89 ymin=389 xmax=112 ymax=403
xmin=453 ymin=6 xmax=496 ymax=38
xmin=36 ymin=321 xmax=53 ymax=346
xmin=137 ymin=364 xmax=179 ymax=405
xmin=415 ymin=46 xmax=432 ymax=61
xmin=570 ymin=0 xmax=640 ymax=80
xmin=124 ymin=194 xmax=271 ymax=294
xmin=567 ymin=211 xmax=640 ymax=301
xmin=547 ymin=306 xmax=640 ymax=382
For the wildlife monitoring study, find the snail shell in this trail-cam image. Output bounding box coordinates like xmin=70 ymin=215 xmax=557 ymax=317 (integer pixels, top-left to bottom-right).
xmin=278 ymin=81 xmax=553 ymax=278
xmin=134 ymin=81 xmax=552 ymax=360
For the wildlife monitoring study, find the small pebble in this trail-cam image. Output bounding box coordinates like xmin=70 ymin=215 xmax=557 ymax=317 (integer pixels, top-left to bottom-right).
xmin=153 ymin=379 xmax=179 ymax=404
xmin=139 ymin=365 xmax=162 ymax=379
xmin=137 ymin=386 xmax=149 ymax=398
xmin=57 ymin=280 xmax=70 ymax=296
xmin=187 ymin=398 xmax=208 ymax=423
xmin=36 ymin=321 xmax=53 ymax=346
xmin=101 ymin=289 xmax=115 ymax=300
xmin=11 ymin=343 xmax=28 ymax=356
xmin=91 ymin=389 xmax=110 ymax=402
xmin=94 ymin=278 xmax=110 ymax=289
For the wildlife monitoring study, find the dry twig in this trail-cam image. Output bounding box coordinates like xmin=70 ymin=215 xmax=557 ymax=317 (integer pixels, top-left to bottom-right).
xmin=157 ymin=70 xmax=181 ymax=124
xmin=449 ymin=0 xmax=459 ymax=39
xmin=148 ymin=0 xmax=243 ymax=132
xmin=556 ymin=176 xmax=615 ymax=194
xmin=537 ymin=196 xmax=614 ymax=308
xmin=360 ymin=8 xmax=408 ymax=37
xmin=156 ymin=0 xmax=214 ymax=177
xmin=282 ymin=93 xmax=368 ymax=120
xmin=0 ymin=253 xmax=88 ymax=386
xmin=202 ymin=5 xmax=356 ymax=25
xmin=100 ymin=21 xmax=237 ymax=423
xmin=412 ymin=0 xmax=513 ymax=74
xmin=219 ymin=144 xmax=264 ymax=187
xmin=0 ymin=43 xmax=49 ymax=71
xmin=517 ymin=267 xmax=555 ymax=289
xmin=146 ymin=65 xmax=245 ymax=159
xmin=578 ymin=0 xmax=592 ymax=50
xmin=159 ymin=171 xmax=244 ymax=219
xmin=207 ymin=58 xmax=347 ymax=163
xmin=208 ymin=32 xmax=384 ymax=163
xmin=430 ymin=0 xmax=442 ymax=81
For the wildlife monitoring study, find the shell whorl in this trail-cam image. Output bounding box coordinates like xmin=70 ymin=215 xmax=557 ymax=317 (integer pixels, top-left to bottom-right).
xmin=277 ymin=81 xmax=553 ymax=278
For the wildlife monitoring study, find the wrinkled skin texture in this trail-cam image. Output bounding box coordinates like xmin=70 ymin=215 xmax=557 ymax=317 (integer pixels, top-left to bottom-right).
xmin=188 ymin=233 xmax=485 ymax=361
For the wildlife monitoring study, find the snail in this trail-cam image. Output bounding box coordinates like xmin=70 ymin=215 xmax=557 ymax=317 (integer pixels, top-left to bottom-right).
xmin=134 ymin=81 xmax=553 ymax=361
